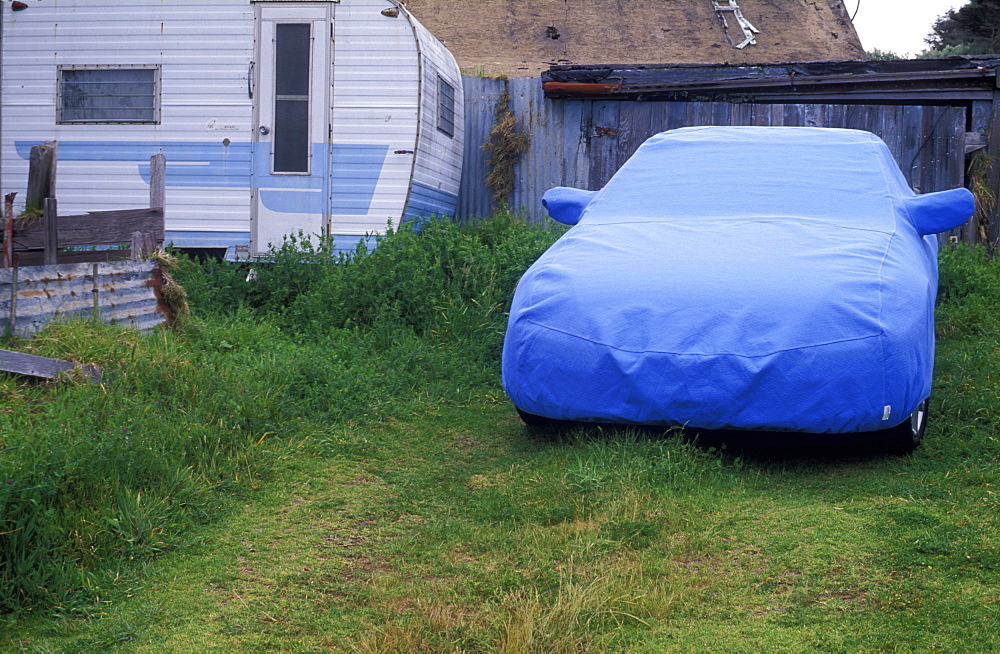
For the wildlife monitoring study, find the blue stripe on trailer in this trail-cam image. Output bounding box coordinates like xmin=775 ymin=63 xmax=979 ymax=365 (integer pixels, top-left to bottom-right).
xmin=16 ymin=141 xmax=390 ymax=216
xmin=404 ymin=182 xmax=459 ymax=225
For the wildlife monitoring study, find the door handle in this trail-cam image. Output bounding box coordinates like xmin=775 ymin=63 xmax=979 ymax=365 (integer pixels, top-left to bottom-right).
xmin=259 ymin=125 xmax=271 ymax=136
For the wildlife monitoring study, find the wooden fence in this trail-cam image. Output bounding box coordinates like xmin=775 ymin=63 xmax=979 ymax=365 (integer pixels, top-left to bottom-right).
xmin=459 ymin=76 xmax=977 ymax=244
xmin=2 ymin=142 xmax=165 ymax=266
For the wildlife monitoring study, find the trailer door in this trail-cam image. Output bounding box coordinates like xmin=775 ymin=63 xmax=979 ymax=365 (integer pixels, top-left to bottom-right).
xmin=252 ymin=3 xmax=331 ymax=256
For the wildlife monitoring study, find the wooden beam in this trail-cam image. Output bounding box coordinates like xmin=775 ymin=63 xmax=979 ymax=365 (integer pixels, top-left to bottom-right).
xmin=0 ymin=348 xmax=102 ymax=383
xmin=966 ymin=131 xmax=988 ymax=154
xmin=13 ymin=207 xmax=164 ymax=250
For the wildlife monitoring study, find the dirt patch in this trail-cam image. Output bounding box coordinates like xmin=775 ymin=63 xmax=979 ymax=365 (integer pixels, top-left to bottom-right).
xmin=404 ymin=0 xmax=865 ymax=78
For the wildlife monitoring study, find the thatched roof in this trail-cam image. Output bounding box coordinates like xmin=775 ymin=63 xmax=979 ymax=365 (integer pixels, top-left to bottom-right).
xmin=402 ymin=0 xmax=866 ymax=77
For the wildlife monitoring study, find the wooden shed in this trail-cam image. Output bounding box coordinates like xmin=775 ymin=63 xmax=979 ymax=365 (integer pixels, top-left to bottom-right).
xmin=458 ymin=56 xmax=1000 ymax=247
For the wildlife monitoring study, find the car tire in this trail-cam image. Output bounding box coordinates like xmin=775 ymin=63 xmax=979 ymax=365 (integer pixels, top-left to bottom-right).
xmin=516 ymin=407 xmax=570 ymax=429
xmin=882 ymin=398 xmax=929 ymax=455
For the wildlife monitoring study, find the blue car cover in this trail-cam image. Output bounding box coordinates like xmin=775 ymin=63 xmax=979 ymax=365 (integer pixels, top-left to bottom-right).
xmin=502 ymin=127 xmax=975 ymax=433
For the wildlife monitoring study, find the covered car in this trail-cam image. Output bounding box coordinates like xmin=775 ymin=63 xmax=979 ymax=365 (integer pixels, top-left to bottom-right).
xmin=501 ymin=126 xmax=975 ymax=451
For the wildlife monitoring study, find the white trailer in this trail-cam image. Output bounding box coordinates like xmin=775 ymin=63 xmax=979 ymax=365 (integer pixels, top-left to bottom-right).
xmin=0 ymin=0 xmax=464 ymax=258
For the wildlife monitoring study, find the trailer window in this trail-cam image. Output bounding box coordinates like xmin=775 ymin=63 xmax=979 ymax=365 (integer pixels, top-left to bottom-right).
xmin=58 ymin=66 xmax=159 ymax=124
xmin=273 ymin=23 xmax=311 ymax=173
xmin=437 ymin=77 xmax=455 ymax=138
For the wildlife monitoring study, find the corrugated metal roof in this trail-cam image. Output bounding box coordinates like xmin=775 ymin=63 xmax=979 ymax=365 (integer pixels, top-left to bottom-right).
xmin=0 ymin=260 xmax=166 ymax=337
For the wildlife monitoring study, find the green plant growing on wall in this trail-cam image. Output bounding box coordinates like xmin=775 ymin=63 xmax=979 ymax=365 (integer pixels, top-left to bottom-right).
xmin=968 ymin=147 xmax=997 ymax=246
xmin=482 ymin=85 xmax=530 ymax=207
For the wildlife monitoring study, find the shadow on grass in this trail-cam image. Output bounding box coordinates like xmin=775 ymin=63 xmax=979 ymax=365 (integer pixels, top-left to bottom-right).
xmin=520 ymin=415 xmax=908 ymax=462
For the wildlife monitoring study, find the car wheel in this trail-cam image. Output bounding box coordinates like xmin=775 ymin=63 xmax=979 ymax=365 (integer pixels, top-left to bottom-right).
xmin=883 ymin=399 xmax=929 ymax=455
xmin=516 ymin=407 xmax=570 ymax=429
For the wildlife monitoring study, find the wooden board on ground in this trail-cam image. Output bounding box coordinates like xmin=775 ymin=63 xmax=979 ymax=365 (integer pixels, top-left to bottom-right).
xmin=0 ymin=348 xmax=102 ymax=383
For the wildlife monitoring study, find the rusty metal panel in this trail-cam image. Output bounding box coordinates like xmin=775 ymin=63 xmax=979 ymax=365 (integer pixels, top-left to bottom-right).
xmin=0 ymin=260 xmax=166 ymax=337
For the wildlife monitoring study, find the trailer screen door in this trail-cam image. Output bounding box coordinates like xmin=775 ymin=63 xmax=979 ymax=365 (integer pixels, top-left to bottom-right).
xmin=274 ymin=24 xmax=311 ymax=173
xmin=252 ymin=4 xmax=331 ymax=256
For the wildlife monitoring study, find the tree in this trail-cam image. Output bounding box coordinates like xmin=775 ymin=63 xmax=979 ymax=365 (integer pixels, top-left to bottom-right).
xmin=925 ymin=0 xmax=1000 ymax=55
xmin=866 ymin=48 xmax=903 ymax=61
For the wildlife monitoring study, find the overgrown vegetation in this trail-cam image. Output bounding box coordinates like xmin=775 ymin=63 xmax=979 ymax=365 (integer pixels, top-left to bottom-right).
xmin=482 ymin=85 xmax=530 ymax=205
xmin=2 ymin=225 xmax=1000 ymax=651
xmin=0 ymin=215 xmax=559 ymax=620
xmin=865 ymin=47 xmax=903 ymax=61
xmin=968 ymin=149 xmax=998 ymax=245
xmin=924 ymin=0 xmax=1000 ymax=56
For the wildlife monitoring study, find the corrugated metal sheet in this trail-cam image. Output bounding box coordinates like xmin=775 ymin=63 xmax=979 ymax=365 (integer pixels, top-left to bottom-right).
xmin=458 ymin=76 xmax=971 ymax=242
xmin=456 ymin=76 xmax=505 ymax=221
xmin=0 ymin=260 xmax=166 ymax=337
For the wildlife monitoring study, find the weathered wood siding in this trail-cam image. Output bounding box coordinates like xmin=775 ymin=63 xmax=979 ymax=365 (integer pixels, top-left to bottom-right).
xmin=461 ymin=76 xmax=972 ymax=243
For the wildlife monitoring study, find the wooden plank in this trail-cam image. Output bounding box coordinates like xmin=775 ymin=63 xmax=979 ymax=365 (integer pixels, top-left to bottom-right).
xmin=783 ymin=104 xmax=804 ymax=126
xmin=966 ymin=132 xmax=988 ymax=153
xmin=970 ymin=100 xmax=992 ymax=134
xmin=13 ymin=208 xmax=164 ymax=250
xmin=730 ymin=102 xmax=752 ymax=126
xmin=948 ymin=107 xmax=977 ymax=245
xmin=686 ymin=101 xmax=713 ymax=127
xmin=8 ymin=249 xmax=133 ymax=266
xmin=769 ymin=103 xmax=785 ymax=126
xmin=898 ymin=105 xmax=924 ymax=191
xmin=618 ymin=101 xmax=654 ymax=165
xmin=827 ymin=104 xmax=847 ymax=129
xmin=587 ymin=101 xmax=621 ymax=190
xmin=844 ymin=104 xmax=873 ymax=132
xmin=0 ymin=348 xmax=102 ymax=383
xmin=665 ymin=101 xmax=688 ymax=130
xmin=711 ymin=101 xmax=731 ymax=126
xmin=645 ymin=102 xmax=669 ymax=136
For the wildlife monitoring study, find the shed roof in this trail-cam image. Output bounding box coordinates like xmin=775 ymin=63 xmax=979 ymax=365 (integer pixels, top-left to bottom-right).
xmin=540 ymin=56 xmax=1000 ymax=105
xmin=401 ymin=0 xmax=866 ymax=78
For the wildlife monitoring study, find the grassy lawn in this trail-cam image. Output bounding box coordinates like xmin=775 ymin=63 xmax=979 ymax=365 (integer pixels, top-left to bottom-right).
xmin=2 ymin=222 xmax=998 ymax=651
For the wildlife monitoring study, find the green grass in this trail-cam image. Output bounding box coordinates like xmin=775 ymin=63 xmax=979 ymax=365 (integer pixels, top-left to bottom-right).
xmin=2 ymin=231 xmax=999 ymax=651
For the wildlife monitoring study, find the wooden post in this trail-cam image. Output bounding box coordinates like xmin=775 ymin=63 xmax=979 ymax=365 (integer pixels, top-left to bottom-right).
xmin=91 ymin=262 xmax=100 ymax=321
xmin=26 ymin=141 xmax=57 ymax=213
xmin=988 ymin=90 xmax=1000 ymax=251
xmin=149 ymin=153 xmax=165 ymax=212
xmin=148 ymin=153 xmax=166 ymax=254
xmin=7 ymin=265 xmax=17 ymax=339
xmin=130 ymin=230 xmax=154 ymax=259
xmin=3 ymin=192 xmax=14 ymax=268
xmin=43 ymin=197 xmax=58 ymax=265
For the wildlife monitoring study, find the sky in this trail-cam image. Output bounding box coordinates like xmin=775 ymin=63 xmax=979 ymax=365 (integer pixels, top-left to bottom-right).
xmin=848 ymin=0 xmax=969 ymax=57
